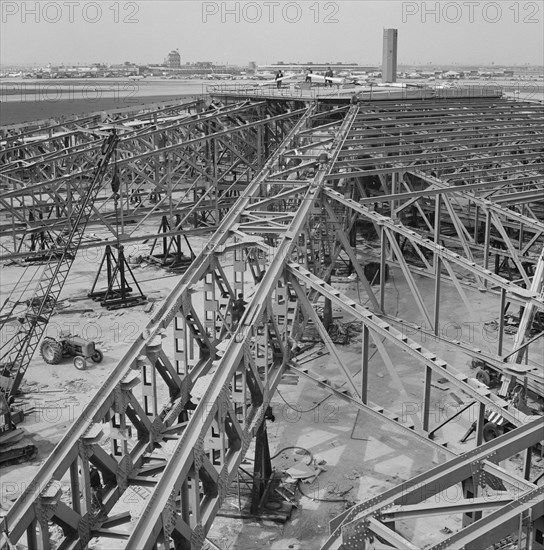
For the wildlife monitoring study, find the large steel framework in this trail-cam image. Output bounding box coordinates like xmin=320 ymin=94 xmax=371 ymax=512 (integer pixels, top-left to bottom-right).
xmin=1 ymin=95 xmax=543 ymax=549
xmin=323 ymin=418 xmax=544 ymax=549
xmin=0 ymin=98 xmax=303 ymax=261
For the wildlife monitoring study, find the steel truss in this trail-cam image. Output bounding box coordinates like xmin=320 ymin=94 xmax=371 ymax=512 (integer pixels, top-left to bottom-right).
xmin=0 ymin=99 xmax=300 ymax=260
xmin=0 ymin=97 xmax=203 ymax=138
xmin=322 ymin=417 xmax=544 ymax=550
xmin=1 ymin=97 xmax=543 ymax=549
xmin=322 ymin=97 xmax=544 ymax=403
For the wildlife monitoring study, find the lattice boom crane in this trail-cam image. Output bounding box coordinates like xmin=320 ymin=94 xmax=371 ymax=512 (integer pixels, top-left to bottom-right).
xmin=0 ymin=131 xmax=119 ymax=400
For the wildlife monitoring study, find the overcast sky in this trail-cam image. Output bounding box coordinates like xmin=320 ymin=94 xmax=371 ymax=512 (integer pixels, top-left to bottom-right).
xmin=1 ymin=1 xmax=543 ymax=66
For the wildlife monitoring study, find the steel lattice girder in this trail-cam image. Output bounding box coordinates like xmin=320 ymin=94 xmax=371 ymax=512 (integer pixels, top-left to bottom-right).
xmin=0 ymin=100 xmax=257 ymax=170
xmin=325 ymin=99 xmax=544 ymax=281
xmin=321 ymin=187 xmax=544 ymax=397
xmin=285 ymin=262 xmax=538 ymax=428
xmin=324 ymin=188 xmax=543 ymax=309
xmin=404 ymin=171 xmax=544 ymax=258
xmin=327 ymin=99 xmax=544 ymax=191
xmin=0 ymin=100 xmax=302 ymax=259
xmin=0 ymin=97 xmax=203 ymax=144
xmin=321 ymin=417 xmax=544 ymax=550
xmin=119 ymin=103 xmax=360 ymax=550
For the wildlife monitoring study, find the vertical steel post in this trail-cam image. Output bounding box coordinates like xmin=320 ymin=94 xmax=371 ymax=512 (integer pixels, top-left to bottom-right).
xmin=361 ymin=325 xmax=369 ymax=404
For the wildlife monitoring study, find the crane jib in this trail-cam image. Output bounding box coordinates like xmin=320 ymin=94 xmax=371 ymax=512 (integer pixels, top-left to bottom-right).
xmin=0 ymin=132 xmax=120 ymax=400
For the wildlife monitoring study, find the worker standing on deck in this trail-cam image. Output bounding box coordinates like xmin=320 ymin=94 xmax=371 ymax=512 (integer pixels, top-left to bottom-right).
xmin=325 ymin=67 xmax=334 ymax=86
xmin=305 ymin=69 xmax=313 ymax=83
xmin=232 ymin=293 xmax=247 ymax=327
xmin=275 ymin=70 xmax=283 ymax=89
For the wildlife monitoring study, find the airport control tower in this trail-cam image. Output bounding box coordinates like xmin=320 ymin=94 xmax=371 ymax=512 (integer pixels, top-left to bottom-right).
xmin=382 ymin=28 xmax=398 ymax=83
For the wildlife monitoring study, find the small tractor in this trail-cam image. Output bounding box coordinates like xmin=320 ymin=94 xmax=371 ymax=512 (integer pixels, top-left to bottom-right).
xmin=470 ymin=358 xmax=544 ymax=407
xmin=40 ymin=332 xmax=103 ymax=370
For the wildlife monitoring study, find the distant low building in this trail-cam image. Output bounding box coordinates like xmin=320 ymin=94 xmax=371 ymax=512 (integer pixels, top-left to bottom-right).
xmin=144 ymin=62 xmax=239 ymax=77
xmin=257 ymin=62 xmax=377 ymax=74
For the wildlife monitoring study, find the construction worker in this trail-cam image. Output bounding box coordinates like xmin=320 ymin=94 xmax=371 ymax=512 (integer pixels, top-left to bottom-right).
xmin=90 ymin=466 xmax=108 ymax=518
xmin=325 ymin=67 xmax=334 ymax=86
xmin=275 ymin=70 xmax=283 ymax=89
xmin=305 ymin=69 xmax=313 ymax=83
xmin=232 ymin=293 xmax=247 ymax=327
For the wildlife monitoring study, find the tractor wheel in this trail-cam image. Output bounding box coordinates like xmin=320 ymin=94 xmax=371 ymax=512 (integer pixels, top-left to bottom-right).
xmin=40 ymin=338 xmax=63 ymax=365
xmin=476 ymin=369 xmax=491 ymax=386
xmin=91 ymin=349 xmax=103 ymax=363
xmin=73 ymin=356 xmax=87 ymax=371
xmin=483 ymin=422 xmax=502 ymax=442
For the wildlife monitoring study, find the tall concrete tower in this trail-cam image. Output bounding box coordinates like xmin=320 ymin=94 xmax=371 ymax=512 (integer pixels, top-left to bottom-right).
xmin=382 ymin=28 xmax=398 ymax=83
